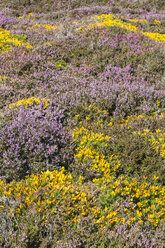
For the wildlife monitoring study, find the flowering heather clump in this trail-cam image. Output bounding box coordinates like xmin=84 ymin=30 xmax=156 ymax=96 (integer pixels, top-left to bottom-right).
xmin=0 ymin=102 xmax=73 ymax=181
xmin=0 ymin=0 xmax=165 ymax=247
xmin=0 ymin=11 xmax=18 ymax=28
xmin=88 ymin=64 xmax=165 ymax=117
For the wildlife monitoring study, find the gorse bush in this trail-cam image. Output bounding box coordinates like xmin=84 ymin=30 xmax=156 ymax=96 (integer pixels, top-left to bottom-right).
xmin=0 ymin=102 xmax=74 ymax=181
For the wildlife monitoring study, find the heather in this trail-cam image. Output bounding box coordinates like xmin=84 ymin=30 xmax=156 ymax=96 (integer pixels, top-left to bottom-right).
xmin=0 ymin=0 xmax=165 ymax=247
xmin=0 ymin=101 xmax=74 ymax=182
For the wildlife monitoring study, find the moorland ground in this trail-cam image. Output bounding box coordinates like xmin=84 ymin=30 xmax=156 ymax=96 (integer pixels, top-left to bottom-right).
xmin=0 ymin=0 xmax=165 ymax=247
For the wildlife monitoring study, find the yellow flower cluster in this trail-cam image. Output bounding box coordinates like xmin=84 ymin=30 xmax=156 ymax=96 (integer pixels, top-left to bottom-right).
xmin=97 ymin=176 xmax=165 ymax=228
xmin=0 ymin=76 xmax=7 ymax=81
xmin=142 ymin=31 xmax=165 ymax=42
xmin=85 ymin=104 xmax=108 ymax=117
xmin=72 ymin=113 xmax=165 ymax=228
xmin=79 ymin=14 xmax=165 ymax=42
xmin=26 ymin=24 xmax=59 ymax=31
xmin=73 ymin=124 xmax=120 ymax=184
xmin=74 ymin=103 xmax=108 ymax=130
xmin=108 ymin=114 xmax=145 ymax=127
xmin=0 ymin=28 xmax=32 ymax=53
xmin=138 ymin=129 xmax=165 ymax=158
xmin=17 ymin=12 xmax=34 ymax=20
xmin=9 ymin=97 xmax=50 ymax=109
xmin=125 ymin=18 xmax=148 ymax=23
xmin=16 ymin=13 xmax=59 ymax=33
xmin=0 ymin=168 xmax=91 ymax=223
xmin=153 ymin=19 xmax=161 ymax=25
xmin=108 ymin=112 xmax=164 ymax=128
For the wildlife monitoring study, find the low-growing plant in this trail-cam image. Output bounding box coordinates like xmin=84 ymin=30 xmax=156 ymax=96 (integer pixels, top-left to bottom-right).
xmin=0 ymin=102 xmax=74 ymax=181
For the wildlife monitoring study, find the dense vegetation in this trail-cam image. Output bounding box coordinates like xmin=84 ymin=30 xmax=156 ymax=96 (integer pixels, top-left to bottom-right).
xmin=0 ymin=0 xmax=165 ymax=247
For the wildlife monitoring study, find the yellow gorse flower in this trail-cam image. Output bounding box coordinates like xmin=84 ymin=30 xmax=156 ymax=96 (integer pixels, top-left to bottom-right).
xmin=0 ymin=76 xmax=7 ymax=81
xmin=78 ymin=14 xmax=165 ymax=42
xmin=0 ymin=28 xmax=32 ymax=53
xmin=9 ymin=97 xmax=50 ymax=109
xmin=0 ymin=168 xmax=91 ymax=224
xmin=138 ymin=128 xmax=165 ymax=158
xmin=26 ymin=24 xmax=60 ymax=31
xmin=16 ymin=12 xmax=60 ymax=31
